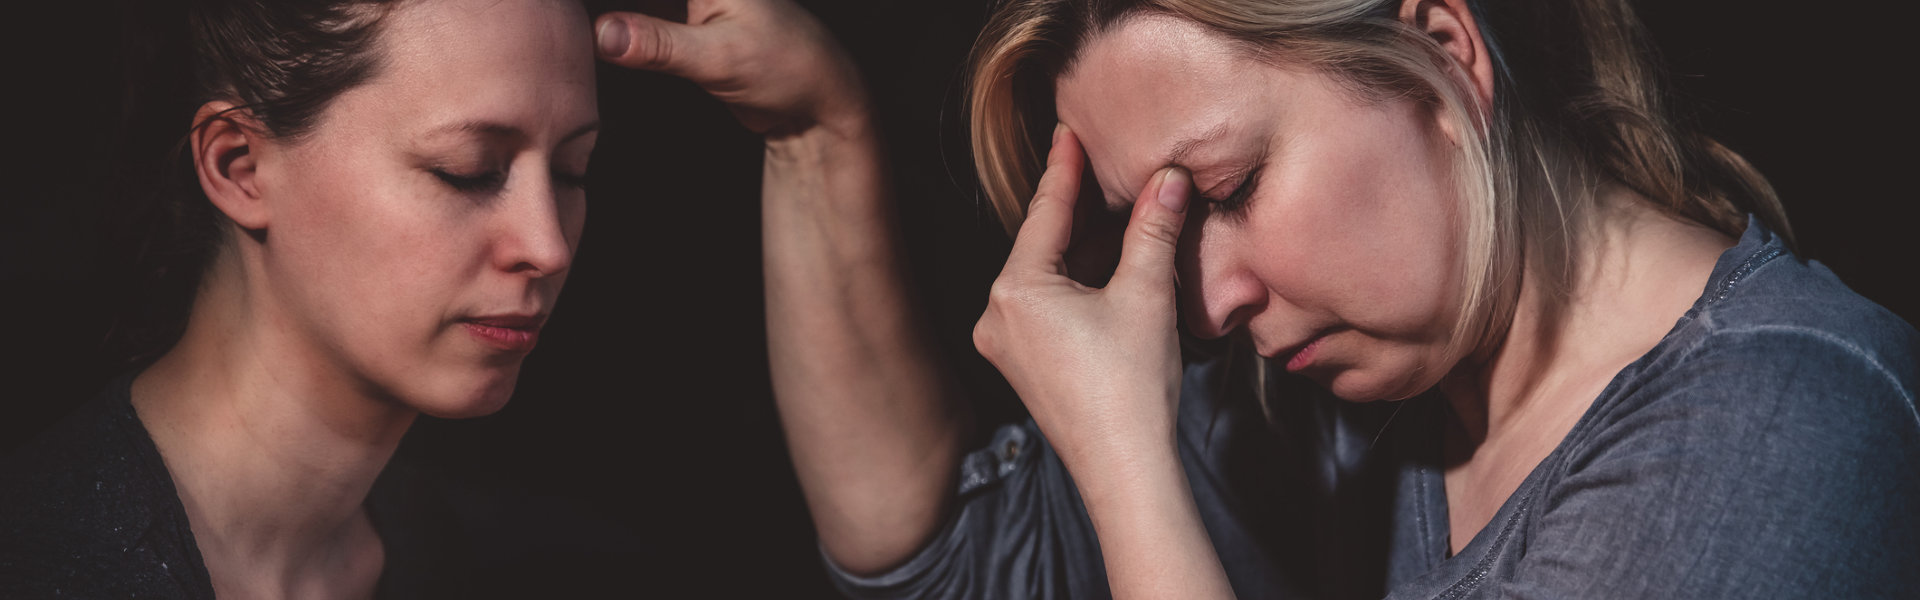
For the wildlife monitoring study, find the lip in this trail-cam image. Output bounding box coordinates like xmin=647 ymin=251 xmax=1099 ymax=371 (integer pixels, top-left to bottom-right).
xmin=1260 ymin=329 xmax=1332 ymax=372
xmin=1283 ymin=335 xmax=1329 ymax=372
xmin=460 ymin=313 xmax=547 ymax=353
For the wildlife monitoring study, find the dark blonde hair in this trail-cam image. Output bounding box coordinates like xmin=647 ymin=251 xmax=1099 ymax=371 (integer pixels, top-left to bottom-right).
xmin=967 ymin=0 xmax=1790 ymax=367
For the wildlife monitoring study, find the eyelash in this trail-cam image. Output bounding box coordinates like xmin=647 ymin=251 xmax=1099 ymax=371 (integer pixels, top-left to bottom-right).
xmin=1207 ymin=164 xmax=1263 ymax=215
xmin=434 ymin=170 xmax=506 ymax=192
xmin=433 ymin=170 xmax=590 ymax=193
xmin=553 ymin=172 xmax=590 ymax=190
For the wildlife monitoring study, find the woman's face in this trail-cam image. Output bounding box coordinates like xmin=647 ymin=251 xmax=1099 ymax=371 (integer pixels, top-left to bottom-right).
xmin=1055 ymin=15 xmax=1465 ymax=401
xmin=247 ymin=0 xmax=598 ymax=417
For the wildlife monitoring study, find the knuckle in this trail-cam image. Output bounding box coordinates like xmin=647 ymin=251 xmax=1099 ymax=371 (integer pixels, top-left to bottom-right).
xmin=1115 ymin=279 xmax=1171 ymax=305
xmin=638 ymin=25 xmax=676 ymax=69
xmin=1021 ymin=192 xmax=1067 ymax=225
xmin=1132 ymin=215 xmax=1183 ymax=248
xmin=986 ymin=278 xmax=1020 ymax=306
xmin=1032 ymin=161 xmax=1074 ymax=196
xmin=1021 ymin=198 xmax=1052 ymax=225
xmin=971 ymin=317 xmax=997 ymax=357
xmin=1045 ymin=144 xmax=1069 ymax=169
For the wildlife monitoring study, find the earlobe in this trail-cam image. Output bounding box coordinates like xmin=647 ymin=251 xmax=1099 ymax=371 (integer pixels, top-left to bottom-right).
xmin=191 ymin=101 xmax=271 ymax=231
xmin=1400 ymin=0 xmax=1496 ymax=114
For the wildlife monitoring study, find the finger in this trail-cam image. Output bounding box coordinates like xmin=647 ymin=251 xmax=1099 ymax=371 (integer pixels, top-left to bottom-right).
xmin=1108 ymin=167 xmax=1190 ymax=293
xmin=595 ymin=12 xmax=719 ymax=81
xmin=1006 ymin=124 xmax=1086 ymax=271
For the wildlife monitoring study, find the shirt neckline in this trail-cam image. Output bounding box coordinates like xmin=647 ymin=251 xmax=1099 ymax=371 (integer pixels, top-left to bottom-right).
xmin=1410 ymin=214 xmax=1789 ymax=586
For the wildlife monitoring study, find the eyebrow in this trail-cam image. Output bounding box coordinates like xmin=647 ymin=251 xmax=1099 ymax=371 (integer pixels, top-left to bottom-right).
xmin=1106 ymin=121 xmax=1234 ymax=209
xmin=423 ymin=119 xmax=602 ymax=144
xmin=1163 ymin=121 xmax=1232 ymax=167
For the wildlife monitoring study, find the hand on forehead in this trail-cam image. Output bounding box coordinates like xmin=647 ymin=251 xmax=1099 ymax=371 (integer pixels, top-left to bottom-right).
xmin=1054 ymin=14 xmax=1278 ymax=212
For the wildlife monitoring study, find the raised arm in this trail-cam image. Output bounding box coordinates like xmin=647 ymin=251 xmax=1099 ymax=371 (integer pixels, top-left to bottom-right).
xmin=595 ymin=1 xmax=967 ymax=574
xmin=971 ymin=127 xmax=1234 ymax=599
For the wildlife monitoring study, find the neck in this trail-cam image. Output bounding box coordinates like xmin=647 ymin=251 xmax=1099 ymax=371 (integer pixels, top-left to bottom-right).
xmin=1440 ymin=191 xmax=1733 ymax=453
xmin=132 ymin=251 xmax=412 ymax=589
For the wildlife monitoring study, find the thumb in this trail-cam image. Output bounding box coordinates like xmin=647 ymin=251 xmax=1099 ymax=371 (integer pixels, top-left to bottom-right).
xmin=1109 ymin=167 xmax=1190 ymax=293
xmin=595 ymin=12 xmax=717 ymax=81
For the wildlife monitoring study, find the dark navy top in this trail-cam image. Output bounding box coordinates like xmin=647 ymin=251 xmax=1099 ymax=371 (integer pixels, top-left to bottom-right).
xmin=826 ymin=218 xmax=1920 ymax=599
xmin=0 ymin=373 xmax=475 ymax=598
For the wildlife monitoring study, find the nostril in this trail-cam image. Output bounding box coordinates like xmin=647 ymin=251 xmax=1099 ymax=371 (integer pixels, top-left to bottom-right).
xmin=1182 ymin=305 xmax=1233 ymax=340
xmin=1192 ymin=301 xmax=1254 ymax=341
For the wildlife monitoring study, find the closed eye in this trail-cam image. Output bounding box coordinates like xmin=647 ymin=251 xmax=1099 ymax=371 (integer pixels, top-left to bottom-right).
xmin=553 ymin=170 xmax=589 ymax=190
xmin=433 ymin=169 xmax=506 ymax=193
xmin=1206 ymin=163 xmax=1263 ymax=217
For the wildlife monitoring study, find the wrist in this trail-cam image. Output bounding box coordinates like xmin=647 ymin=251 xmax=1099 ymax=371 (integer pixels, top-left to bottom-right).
xmin=763 ymin=108 xmax=878 ymax=166
xmin=1063 ymin=434 xmax=1186 ymax=515
xmin=1042 ymin=387 xmax=1183 ymax=500
xmin=1072 ymin=445 xmax=1212 ymax=565
xmin=763 ymin=63 xmax=874 ymax=149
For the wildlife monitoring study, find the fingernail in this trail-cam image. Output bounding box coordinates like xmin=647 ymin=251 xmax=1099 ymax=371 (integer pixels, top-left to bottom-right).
xmin=596 ymin=19 xmax=628 ymax=56
xmin=1052 ymin=122 xmax=1066 ymax=146
xmin=1158 ymin=168 xmax=1189 ymax=213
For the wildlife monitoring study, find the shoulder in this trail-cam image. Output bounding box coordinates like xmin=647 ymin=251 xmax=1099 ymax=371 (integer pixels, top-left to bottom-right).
xmin=1584 ymin=296 xmax=1919 ymax=479
xmin=1537 ymin=238 xmax=1920 ymax=594
xmin=1586 ymin=237 xmax=1919 ymax=466
xmin=1653 ymin=237 xmax=1917 ymax=417
xmin=0 ymin=377 xmax=208 ymax=598
xmin=1527 ymin=264 xmax=1920 ymax=595
xmin=1603 ymin=215 xmax=1916 ymax=424
xmin=1 ymin=383 xmax=153 ymax=548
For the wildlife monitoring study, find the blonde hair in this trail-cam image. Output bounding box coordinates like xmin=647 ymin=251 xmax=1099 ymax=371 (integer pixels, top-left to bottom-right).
xmin=967 ymin=0 xmax=1791 ymax=372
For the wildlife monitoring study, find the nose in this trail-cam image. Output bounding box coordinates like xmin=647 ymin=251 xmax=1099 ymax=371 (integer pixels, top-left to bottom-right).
xmin=1176 ymin=232 xmax=1264 ymax=340
xmin=494 ymin=172 xmax=580 ymax=279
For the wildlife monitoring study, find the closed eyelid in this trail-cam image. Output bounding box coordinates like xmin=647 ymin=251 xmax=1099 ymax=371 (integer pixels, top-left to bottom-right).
xmin=1095 ymin=163 xmax=1232 ymax=211
xmin=1208 ymin=143 xmax=1275 ymax=197
xmin=1195 ymin=166 xmax=1249 ymax=197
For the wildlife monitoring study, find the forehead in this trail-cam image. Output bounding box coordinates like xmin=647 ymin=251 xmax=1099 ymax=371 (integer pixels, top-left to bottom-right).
xmin=324 ymin=0 xmax=597 ymax=139
xmin=1055 ymin=14 xmax=1272 ymax=207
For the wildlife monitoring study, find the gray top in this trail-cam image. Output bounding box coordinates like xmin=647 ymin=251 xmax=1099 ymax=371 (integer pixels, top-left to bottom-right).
xmin=826 ymin=218 xmax=1920 ymax=599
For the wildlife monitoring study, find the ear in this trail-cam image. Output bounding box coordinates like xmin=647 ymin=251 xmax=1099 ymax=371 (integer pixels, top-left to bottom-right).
xmin=1400 ymin=0 xmax=1495 ymax=117
xmin=190 ymin=101 xmax=271 ymax=230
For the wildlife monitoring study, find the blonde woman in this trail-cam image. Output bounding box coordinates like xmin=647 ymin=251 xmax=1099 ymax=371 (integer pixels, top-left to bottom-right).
xmin=766 ymin=0 xmax=1919 ymax=598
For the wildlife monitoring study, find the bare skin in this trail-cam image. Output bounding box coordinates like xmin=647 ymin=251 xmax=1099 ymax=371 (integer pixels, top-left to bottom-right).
xmin=595 ymin=0 xmax=967 ymax=574
xmin=136 ymin=260 xmax=400 ymax=599
xmin=977 ymin=0 xmax=1738 ymax=596
xmin=135 ymin=0 xmax=597 ymax=596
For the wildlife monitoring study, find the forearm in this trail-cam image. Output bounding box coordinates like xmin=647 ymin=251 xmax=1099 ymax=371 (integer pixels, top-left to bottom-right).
xmin=1073 ymin=442 xmax=1236 ymax=600
xmin=762 ymin=118 xmax=969 ymax=574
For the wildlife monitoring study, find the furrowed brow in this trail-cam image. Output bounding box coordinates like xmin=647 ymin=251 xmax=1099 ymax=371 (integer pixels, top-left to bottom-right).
xmin=1163 ymin=121 xmax=1232 ymax=167
xmin=1110 ymin=121 xmax=1233 ymax=209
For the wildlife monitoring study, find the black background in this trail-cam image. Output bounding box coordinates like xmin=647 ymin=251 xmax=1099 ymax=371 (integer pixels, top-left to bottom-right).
xmin=4 ymin=0 xmax=1913 ymax=596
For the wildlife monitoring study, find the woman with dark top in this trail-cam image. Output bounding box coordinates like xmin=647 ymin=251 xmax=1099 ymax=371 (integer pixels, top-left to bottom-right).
xmin=0 ymin=0 xmax=599 ymax=596
xmin=761 ymin=0 xmax=1920 ymax=598
xmin=0 ymin=0 xmax=869 ymax=596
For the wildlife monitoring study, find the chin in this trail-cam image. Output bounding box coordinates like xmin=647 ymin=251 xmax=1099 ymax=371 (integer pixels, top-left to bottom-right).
xmin=405 ymin=365 xmax=524 ymax=419
xmin=1323 ymin=363 xmax=1434 ymax=403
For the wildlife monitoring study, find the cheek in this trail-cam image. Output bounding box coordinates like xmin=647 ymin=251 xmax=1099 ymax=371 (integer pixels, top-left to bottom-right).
xmin=562 ymin=194 xmax=587 ymax=250
xmin=268 ymin=153 xmax=484 ymax=355
xmin=1263 ymin=121 xmax=1460 ymax=341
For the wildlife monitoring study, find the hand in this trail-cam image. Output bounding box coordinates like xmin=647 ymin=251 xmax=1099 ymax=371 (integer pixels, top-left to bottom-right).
xmin=972 ymin=125 xmax=1192 ymax=477
xmin=594 ymin=0 xmax=868 ymax=138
